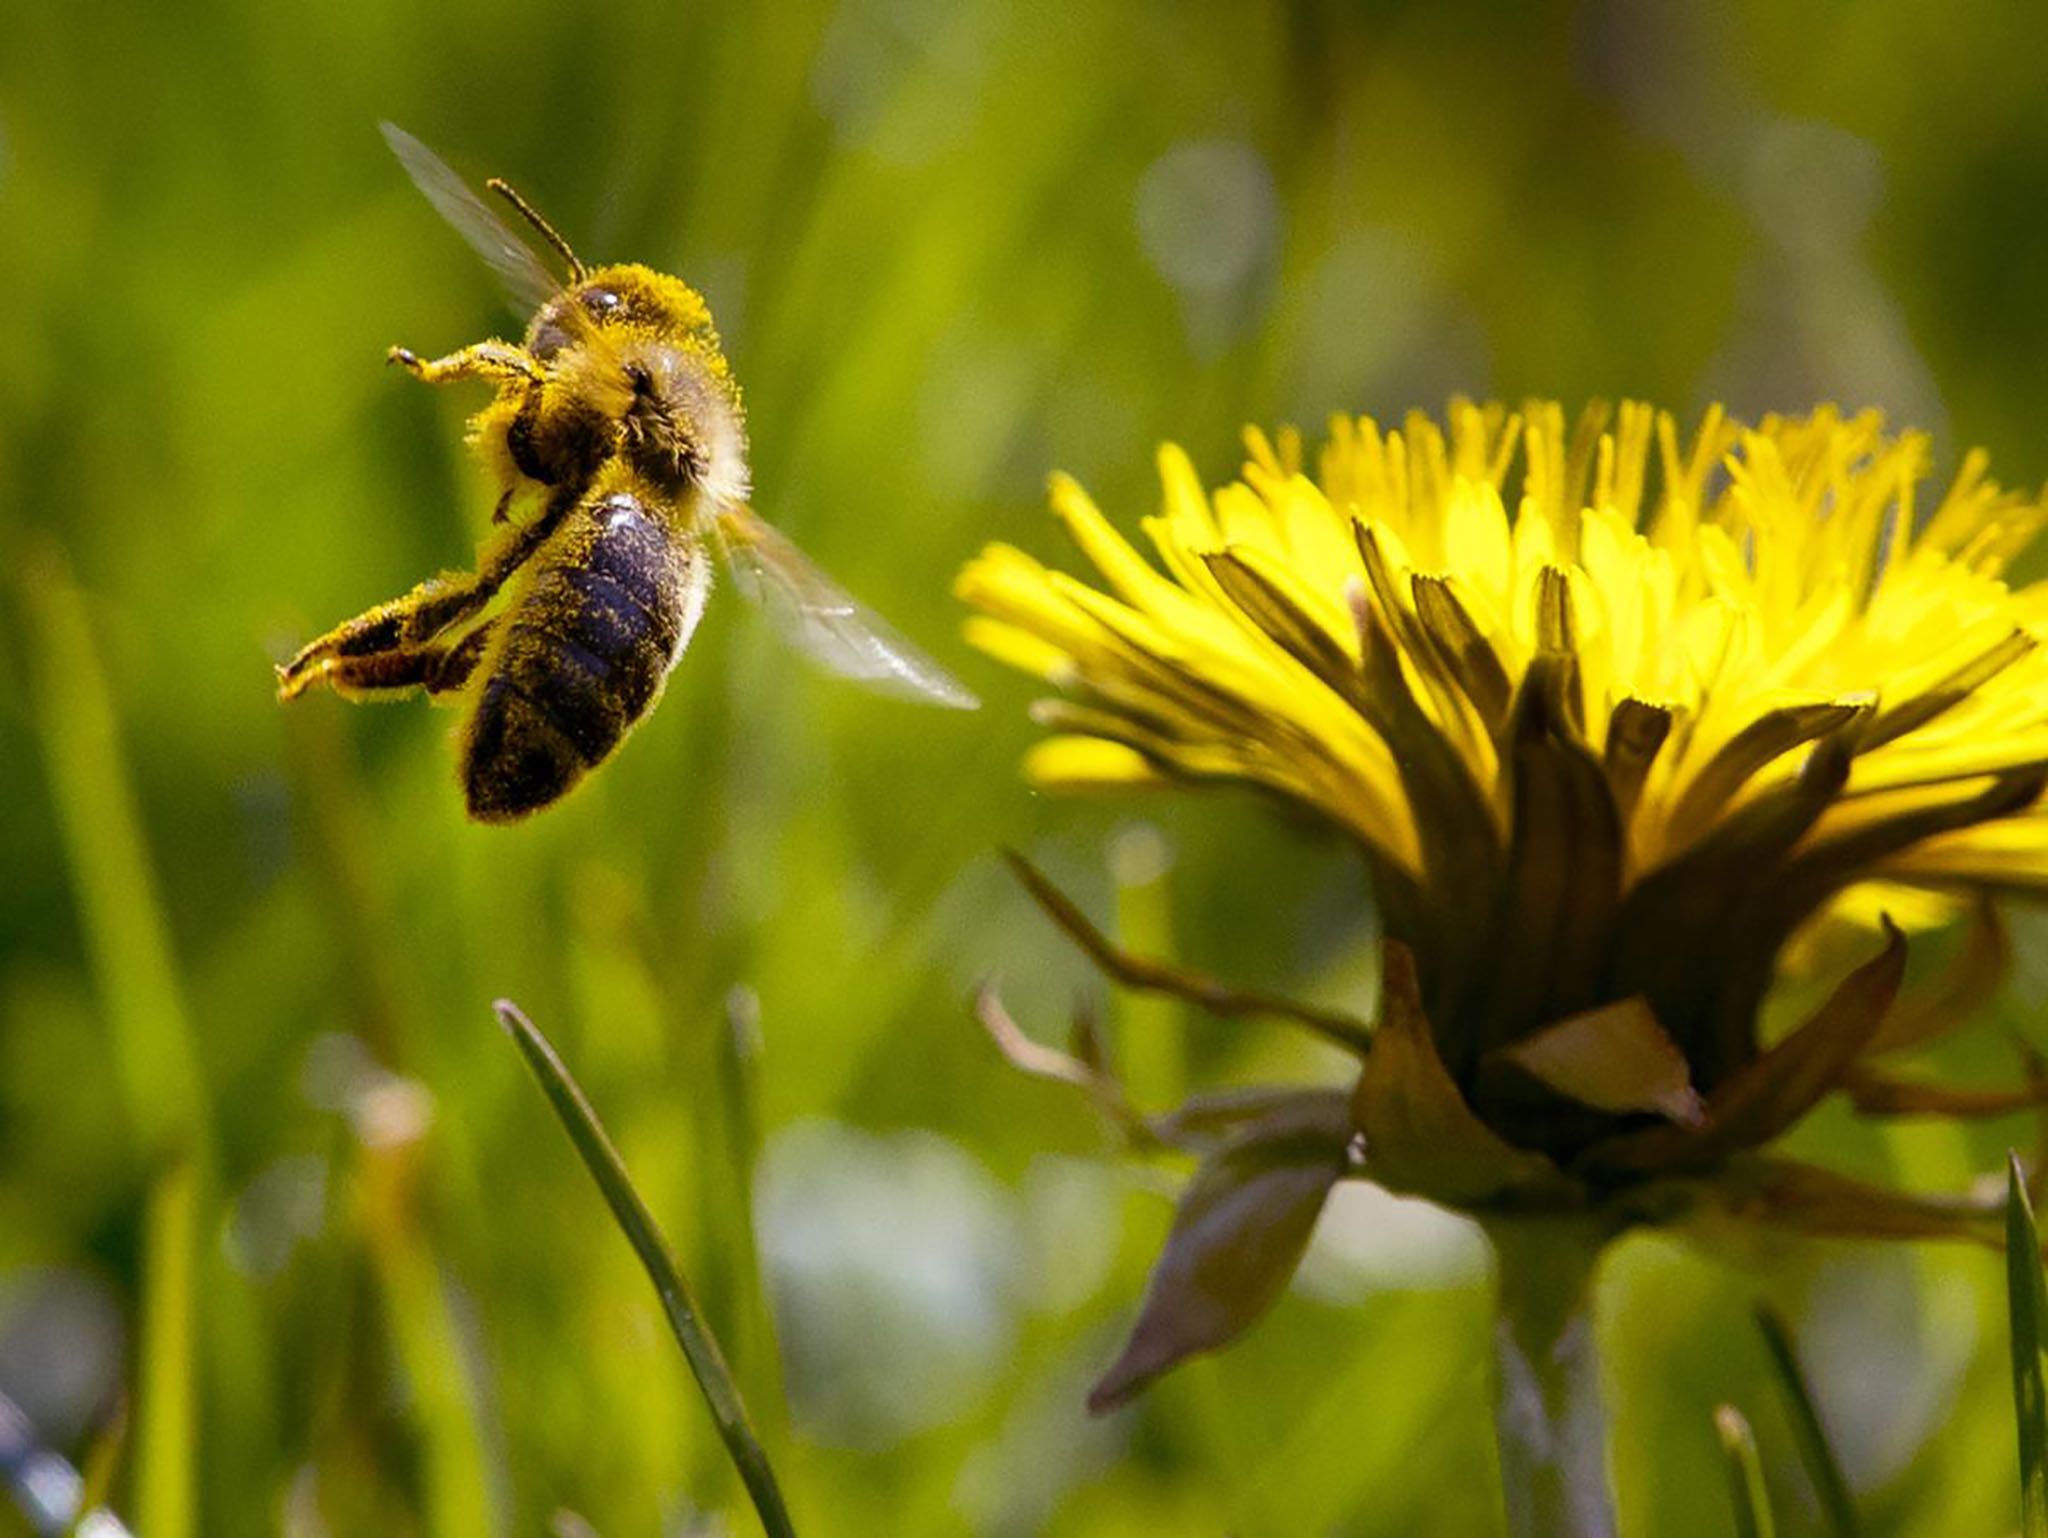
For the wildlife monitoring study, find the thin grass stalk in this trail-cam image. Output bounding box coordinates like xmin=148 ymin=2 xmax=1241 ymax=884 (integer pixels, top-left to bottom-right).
xmin=0 ymin=1386 xmax=133 ymax=1538
xmin=358 ymin=1142 xmax=500 ymax=1537
xmin=68 ymin=1391 xmax=131 ymax=1538
xmin=135 ymin=1157 xmax=198 ymax=1538
xmin=1714 ymin=1405 xmax=1776 ymax=1538
xmin=1752 ymin=1305 xmax=1860 ymax=1536
xmin=714 ymin=987 xmax=792 ymax=1455
xmin=2008 ymin=1152 xmax=2048 ymax=1538
xmin=495 ymin=1001 xmax=796 ymax=1538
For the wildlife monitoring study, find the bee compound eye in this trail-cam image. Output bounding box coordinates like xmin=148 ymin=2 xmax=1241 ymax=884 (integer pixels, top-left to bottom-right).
xmin=581 ymin=287 xmax=622 ymax=316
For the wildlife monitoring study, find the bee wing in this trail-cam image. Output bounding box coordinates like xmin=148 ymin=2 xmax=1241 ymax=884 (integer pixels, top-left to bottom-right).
xmin=380 ymin=122 xmax=560 ymax=314
xmin=710 ymin=504 xmax=979 ymax=709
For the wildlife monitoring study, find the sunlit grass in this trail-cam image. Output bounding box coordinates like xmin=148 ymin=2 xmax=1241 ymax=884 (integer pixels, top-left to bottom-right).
xmin=497 ymin=1000 xmax=794 ymax=1537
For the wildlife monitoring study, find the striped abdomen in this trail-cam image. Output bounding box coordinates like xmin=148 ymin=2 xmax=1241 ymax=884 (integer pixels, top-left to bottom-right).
xmin=462 ymin=491 xmax=709 ymax=821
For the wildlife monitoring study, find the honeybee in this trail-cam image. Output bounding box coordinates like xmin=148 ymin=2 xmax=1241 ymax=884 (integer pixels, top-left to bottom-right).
xmin=278 ymin=124 xmax=975 ymax=821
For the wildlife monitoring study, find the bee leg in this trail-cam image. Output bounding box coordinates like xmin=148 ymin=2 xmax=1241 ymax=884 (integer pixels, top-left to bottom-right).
xmin=286 ymin=621 xmax=496 ymax=701
xmin=278 ymin=497 xmax=573 ymax=703
xmin=279 ymin=573 xmax=485 ymax=701
xmin=388 ymin=341 xmax=541 ymax=386
xmin=423 ymin=622 xmax=496 ymax=695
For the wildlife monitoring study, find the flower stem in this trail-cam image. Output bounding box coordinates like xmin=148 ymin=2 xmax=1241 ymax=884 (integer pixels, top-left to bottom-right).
xmin=1486 ymin=1218 xmax=1616 ymax=1538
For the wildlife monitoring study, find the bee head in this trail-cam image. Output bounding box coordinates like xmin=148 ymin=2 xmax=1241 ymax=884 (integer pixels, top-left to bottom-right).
xmin=526 ymin=266 xmax=723 ymax=359
xmin=477 ymin=175 xmax=724 ymax=374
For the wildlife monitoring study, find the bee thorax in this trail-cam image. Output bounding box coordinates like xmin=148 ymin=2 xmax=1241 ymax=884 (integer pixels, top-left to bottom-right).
xmin=620 ymin=342 xmax=748 ymax=505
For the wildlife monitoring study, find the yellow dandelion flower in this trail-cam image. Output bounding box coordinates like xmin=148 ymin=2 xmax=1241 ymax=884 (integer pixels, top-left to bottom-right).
xmin=962 ymin=402 xmax=2048 ymax=1417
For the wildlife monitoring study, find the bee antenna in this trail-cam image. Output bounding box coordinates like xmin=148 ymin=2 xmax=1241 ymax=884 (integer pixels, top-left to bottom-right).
xmin=486 ymin=177 xmax=587 ymax=284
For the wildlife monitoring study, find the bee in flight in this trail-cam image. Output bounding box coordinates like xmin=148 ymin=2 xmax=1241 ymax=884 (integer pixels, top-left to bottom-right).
xmin=278 ymin=123 xmax=975 ymax=822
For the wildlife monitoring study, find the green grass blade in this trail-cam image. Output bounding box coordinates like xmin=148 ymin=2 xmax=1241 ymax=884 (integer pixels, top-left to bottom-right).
xmin=494 ymin=1001 xmax=796 ymax=1538
xmin=0 ymin=1385 xmax=135 ymax=1538
xmin=1752 ymin=1306 xmax=1860 ymax=1536
xmin=24 ymin=547 xmax=214 ymax=1538
xmin=359 ymin=1146 xmax=500 ymax=1538
xmin=2009 ymin=1151 xmax=2048 ymax=1537
xmin=22 ymin=545 xmax=212 ymax=1156
xmin=1714 ymin=1405 xmax=1775 ymax=1538
xmin=713 ymin=987 xmax=791 ymax=1454
xmin=64 ymin=1389 xmax=131 ymax=1538
xmin=135 ymin=1156 xmax=197 ymax=1538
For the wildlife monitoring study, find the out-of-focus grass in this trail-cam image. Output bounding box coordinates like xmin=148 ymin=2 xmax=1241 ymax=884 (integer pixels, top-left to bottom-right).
xmin=21 ymin=552 xmax=211 ymax=1163
xmin=4 ymin=0 xmax=2048 ymax=1532
xmin=358 ymin=1135 xmax=498 ymax=1538
xmin=24 ymin=552 xmax=208 ymax=1538
xmin=1754 ymin=1306 xmax=1860 ymax=1537
xmin=1109 ymin=826 xmax=1186 ymax=1113
xmin=2009 ymin=1156 xmax=2048 ymax=1538
xmin=1716 ymin=1405 xmax=1776 ymax=1538
xmin=134 ymin=1158 xmax=197 ymax=1538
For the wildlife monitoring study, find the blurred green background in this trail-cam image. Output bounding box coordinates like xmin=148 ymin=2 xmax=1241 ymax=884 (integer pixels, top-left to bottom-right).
xmin=5 ymin=1 xmax=2048 ymax=1533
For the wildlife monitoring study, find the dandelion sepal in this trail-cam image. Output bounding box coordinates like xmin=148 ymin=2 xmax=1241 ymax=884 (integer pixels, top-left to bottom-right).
xmin=1085 ymin=1112 xmax=1352 ymax=1414
xmin=1592 ymin=922 xmax=1905 ymax=1175
xmin=1351 ymin=947 xmax=1571 ymax=1207
xmin=1493 ymin=998 xmax=1703 ymax=1126
xmin=999 ymin=849 xmax=1373 ymax=1051
xmin=1656 ymin=1154 xmax=2006 ymax=1246
xmin=1846 ymin=1067 xmax=2048 ymax=1119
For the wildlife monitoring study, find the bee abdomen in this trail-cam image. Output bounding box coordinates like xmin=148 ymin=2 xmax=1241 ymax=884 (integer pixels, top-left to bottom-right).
xmin=462 ymin=493 xmax=707 ymax=821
